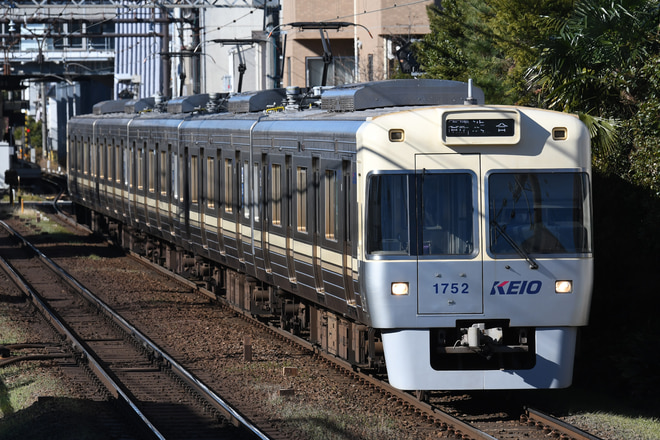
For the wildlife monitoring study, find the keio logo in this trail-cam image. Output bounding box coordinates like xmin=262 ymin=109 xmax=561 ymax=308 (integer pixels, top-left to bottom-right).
xmin=490 ymin=280 xmax=542 ymax=295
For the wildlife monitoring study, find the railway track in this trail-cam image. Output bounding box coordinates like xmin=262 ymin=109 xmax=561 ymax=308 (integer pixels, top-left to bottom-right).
xmin=0 ymin=219 xmax=270 ymax=440
xmin=128 ymin=250 xmax=604 ymax=440
xmin=1 ymin=207 xmax=605 ymax=440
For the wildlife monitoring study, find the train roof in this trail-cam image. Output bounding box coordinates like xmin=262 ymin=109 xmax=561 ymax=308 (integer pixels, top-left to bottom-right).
xmin=84 ymin=79 xmax=485 ymax=123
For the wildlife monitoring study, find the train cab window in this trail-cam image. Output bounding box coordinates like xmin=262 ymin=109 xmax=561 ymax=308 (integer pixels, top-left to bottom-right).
xmin=297 ymin=167 xmax=308 ymax=232
xmin=488 ymin=172 xmax=592 ymax=255
xmin=420 ymin=172 xmax=475 ymax=255
xmin=367 ymin=174 xmax=411 ymax=256
xmin=367 ymin=172 xmax=476 ymax=257
xmin=271 ymin=164 xmax=282 ymax=226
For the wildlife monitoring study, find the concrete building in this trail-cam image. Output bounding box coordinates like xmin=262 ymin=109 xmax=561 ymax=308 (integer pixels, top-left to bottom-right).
xmin=0 ymin=0 xmax=436 ymax=172
xmin=280 ymin=0 xmax=436 ymax=87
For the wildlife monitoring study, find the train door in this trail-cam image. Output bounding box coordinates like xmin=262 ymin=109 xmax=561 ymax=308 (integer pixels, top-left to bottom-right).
xmin=183 ymin=146 xmax=191 ymax=239
xmin=415 ymin=153 xmax=482 ymax=315
xmin=235 ymin=150 xmax=245 ymax=263
xmin=247 ymin=153 xmax=266 ymax=277
xmin=140 ymin=142 xmax=148 ymax=225
xmin=121 ymin=140 xmax=130 ymax=221
xmin=130 ymin=141 xmax=138 ymax=226
xmin=312 ymin=157 xmax=323 ymax=291
xmin=110 ymin=139 xmax=118 ymax=214
xmin=94 ymin=137 xmax=101 ymax=206
xmin=260 ymin=153 xmax=272 ymax=277
xmin=200 ymin=149 xmax=213 ymax=252
xmin=152 ymin=143 xmax=163 ymax=231
xmin=115 ymin=141 xmax=124 ymax=217
xmin=285 ymin=154 xmax=296 ymax=283
xmin=157 ymin=144 xmax=171 ymax=235
xmin=342 ymin=159 xmax=357 ymax=303
xmin=214 ymin=149 xmax=226 ymax=256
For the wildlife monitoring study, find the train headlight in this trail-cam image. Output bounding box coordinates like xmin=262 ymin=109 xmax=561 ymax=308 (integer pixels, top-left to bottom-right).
xmin=555 ymin=280 xmax=573 ymax=294
xmin=391 ymin=282 xmax=409 ymax=296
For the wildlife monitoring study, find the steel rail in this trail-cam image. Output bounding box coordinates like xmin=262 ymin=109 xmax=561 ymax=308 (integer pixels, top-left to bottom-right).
xmin=0 ymin=220 xmax=272 ymax=440
xmin=0 ymin=243 xmax=167 ymax=440
xmin=525 ymin=407 xmax=604 ymax=440
xmin=129 ymin=250 xmax=499 ymax=440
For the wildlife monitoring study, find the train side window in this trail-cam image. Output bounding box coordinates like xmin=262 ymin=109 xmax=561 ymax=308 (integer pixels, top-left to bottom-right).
xmin=90 ymin=138 xmax=96 ymax=178
xmin=130 ymin=142 xmax=136 ymax=190
xmin=148 ymin=149 xmax=156 ymax=193
xmin=253 ymin=162 xmax=260 ymax=222
xmin=207 ymin=157 xmax=215 ymax=208
xmin=324 ymin=169 xmax=338 ymax=240
xmin=242 ymin=160 xmax=249 ymax=219
xmin=121 ymin=140 xmax=127 ymax=186
xmin=224 ymin=158 xmax=233 ymax=213
xmin=99 ymin=141 xmax=105 ymax=179
xmin=271 ymin=164 xmax=282 ymax=226
xmin=107 ymin=144 xmax=113 ymax=183
xmin=297 ymin=166 xmax=308 ymax=232
xmin=366 ymin=173 xmax=410 ymax=256
xmin=191 ymin=155 xmax=199 ymax=204
xmin=115 ymin=144 xmax=121 ymax=183
xmin=178 ymin=154 xmax=185 ymax=202
xmin=161 ymin=150 xmax=168 ymax=195
xmin=83 ymin=139 xmax=89 ymax=175
xmin=82 ymin=138 xmax=88 ymax=174
xmin=171 ymin=151 xmax=177 ymax=199
xmin=137 ymin=147 xmax=144 ymax=190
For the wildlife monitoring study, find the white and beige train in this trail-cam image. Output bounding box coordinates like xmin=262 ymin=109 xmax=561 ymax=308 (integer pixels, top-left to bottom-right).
xmin=68 ymin=79 xmax=594 ymax=390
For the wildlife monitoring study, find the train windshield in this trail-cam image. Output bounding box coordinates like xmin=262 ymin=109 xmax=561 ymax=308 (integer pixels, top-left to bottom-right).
xmin=488 ymin=172 xmax=592 ymax=255
xmin=366 ymin=172 xmax=476 ymax=257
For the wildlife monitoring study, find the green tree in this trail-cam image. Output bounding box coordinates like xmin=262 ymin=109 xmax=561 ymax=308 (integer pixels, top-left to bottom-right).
xmin=416 ymin=0 xmax=572 ymax=105
xmin=527 ymin=0 xmax=660 ymax=174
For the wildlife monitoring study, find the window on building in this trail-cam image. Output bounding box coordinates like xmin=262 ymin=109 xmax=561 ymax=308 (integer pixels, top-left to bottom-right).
xmin=306 ymin=56 xmax=355 ymax=87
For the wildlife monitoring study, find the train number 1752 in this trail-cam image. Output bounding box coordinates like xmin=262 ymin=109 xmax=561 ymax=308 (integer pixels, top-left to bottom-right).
xmin=433 ymin=283 xmax=469 ymax=294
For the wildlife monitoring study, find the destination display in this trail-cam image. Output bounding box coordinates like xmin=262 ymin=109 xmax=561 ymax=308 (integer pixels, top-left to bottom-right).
xmin=445 ymin=118 xmax=515 ymax=137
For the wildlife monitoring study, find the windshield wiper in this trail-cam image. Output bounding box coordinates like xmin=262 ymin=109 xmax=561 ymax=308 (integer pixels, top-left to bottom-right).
xmin=490 ymin=220 xmax=538 ymax=269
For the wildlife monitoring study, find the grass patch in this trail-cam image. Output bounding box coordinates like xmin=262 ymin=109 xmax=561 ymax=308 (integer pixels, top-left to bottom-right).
xmin=566 ymin=412 xmax=660 ymax=440
xmin=0 ymin=317 xmax=30 ymax=346
xmin=267 ymin=395 xmax=401 ymax=440
xmin=0 ymin=363 xmax=73 ymax=418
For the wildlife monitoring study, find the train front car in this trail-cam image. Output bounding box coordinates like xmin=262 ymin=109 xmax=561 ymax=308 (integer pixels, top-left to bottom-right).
xmin=359 ymin=105 xmax=593 ymax=390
